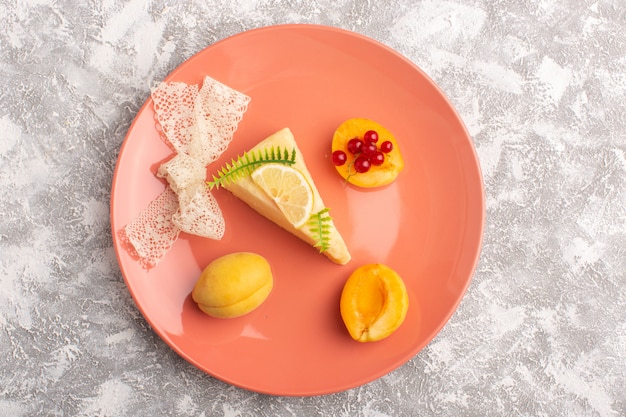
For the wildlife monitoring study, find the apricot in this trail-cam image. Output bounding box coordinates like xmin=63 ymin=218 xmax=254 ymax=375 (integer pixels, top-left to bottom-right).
xmin=340 ymin=263 xmax=409 ymax=342
xmin=332 ymin=118 xmax=404 ymax=188
xmin=192 ymin=252 xmax=273 ymax=318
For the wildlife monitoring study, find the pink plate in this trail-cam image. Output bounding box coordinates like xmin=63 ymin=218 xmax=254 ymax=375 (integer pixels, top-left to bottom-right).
xmin=110 ymin=24 xmax=485 ymax=396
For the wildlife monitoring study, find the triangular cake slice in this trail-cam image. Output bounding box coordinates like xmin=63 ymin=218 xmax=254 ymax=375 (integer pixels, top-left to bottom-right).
xmin=209 ymin=128 xmax=351 ymax=265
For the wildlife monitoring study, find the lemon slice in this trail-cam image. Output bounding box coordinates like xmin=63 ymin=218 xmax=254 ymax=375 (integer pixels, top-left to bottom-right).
xmin=251 ymin=163 xmax=314 ymax=228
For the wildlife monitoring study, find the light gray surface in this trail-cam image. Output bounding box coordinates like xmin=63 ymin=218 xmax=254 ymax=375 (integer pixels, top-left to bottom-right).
xmin=1 ymin=1 xmax=624 ymax=416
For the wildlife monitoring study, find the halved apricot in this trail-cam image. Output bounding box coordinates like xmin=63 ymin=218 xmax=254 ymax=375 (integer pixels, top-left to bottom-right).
xmin=340 ymin=263 xmax=409 ymax=342
xmin=331 ymin=118 xmax=404 ymax=188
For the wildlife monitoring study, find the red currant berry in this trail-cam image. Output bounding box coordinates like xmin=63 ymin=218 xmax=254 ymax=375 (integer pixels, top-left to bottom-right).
xmin=361 ymin=142 xmax=378 ymax=157
xmin=353 ymin=156 xmax=371 ymax=173
xmin=380 ymin=140 xmax=393 ymax=153
xmin=332 ymin=150 xmax=347 ymax=166
xmin=370 ymin=151 xmax=385 ymax=166
xmin=363 ymin=130 xmax=379 ymax=144
xmin=347 ymin=138 xmax=363 ymax=154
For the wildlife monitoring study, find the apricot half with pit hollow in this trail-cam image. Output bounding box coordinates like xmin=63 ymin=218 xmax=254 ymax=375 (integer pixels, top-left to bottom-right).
xmin=340 ymin=263 xmax=409 ymax=342
xmin=192 ymin=252 xmax=273 ymax=318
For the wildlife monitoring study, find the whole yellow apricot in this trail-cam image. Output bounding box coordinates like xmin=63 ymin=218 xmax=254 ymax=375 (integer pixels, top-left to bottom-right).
xmin=340 ymin=263 xmax=409 ymax=342
xmin=192 ymin=252 xmax=273 ymax=318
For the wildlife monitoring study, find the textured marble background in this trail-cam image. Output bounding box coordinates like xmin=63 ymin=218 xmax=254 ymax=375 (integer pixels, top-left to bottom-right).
xmin=1 ymin=0 xmax=624 ymax=416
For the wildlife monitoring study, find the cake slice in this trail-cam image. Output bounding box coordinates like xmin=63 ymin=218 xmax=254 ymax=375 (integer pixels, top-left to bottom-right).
xmin=208 ymin=128 xmax=351 ymax=265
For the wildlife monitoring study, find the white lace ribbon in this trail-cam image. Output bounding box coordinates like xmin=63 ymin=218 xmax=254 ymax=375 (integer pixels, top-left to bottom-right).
xmin=121 ymin=76 xmax=251 ymax=268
